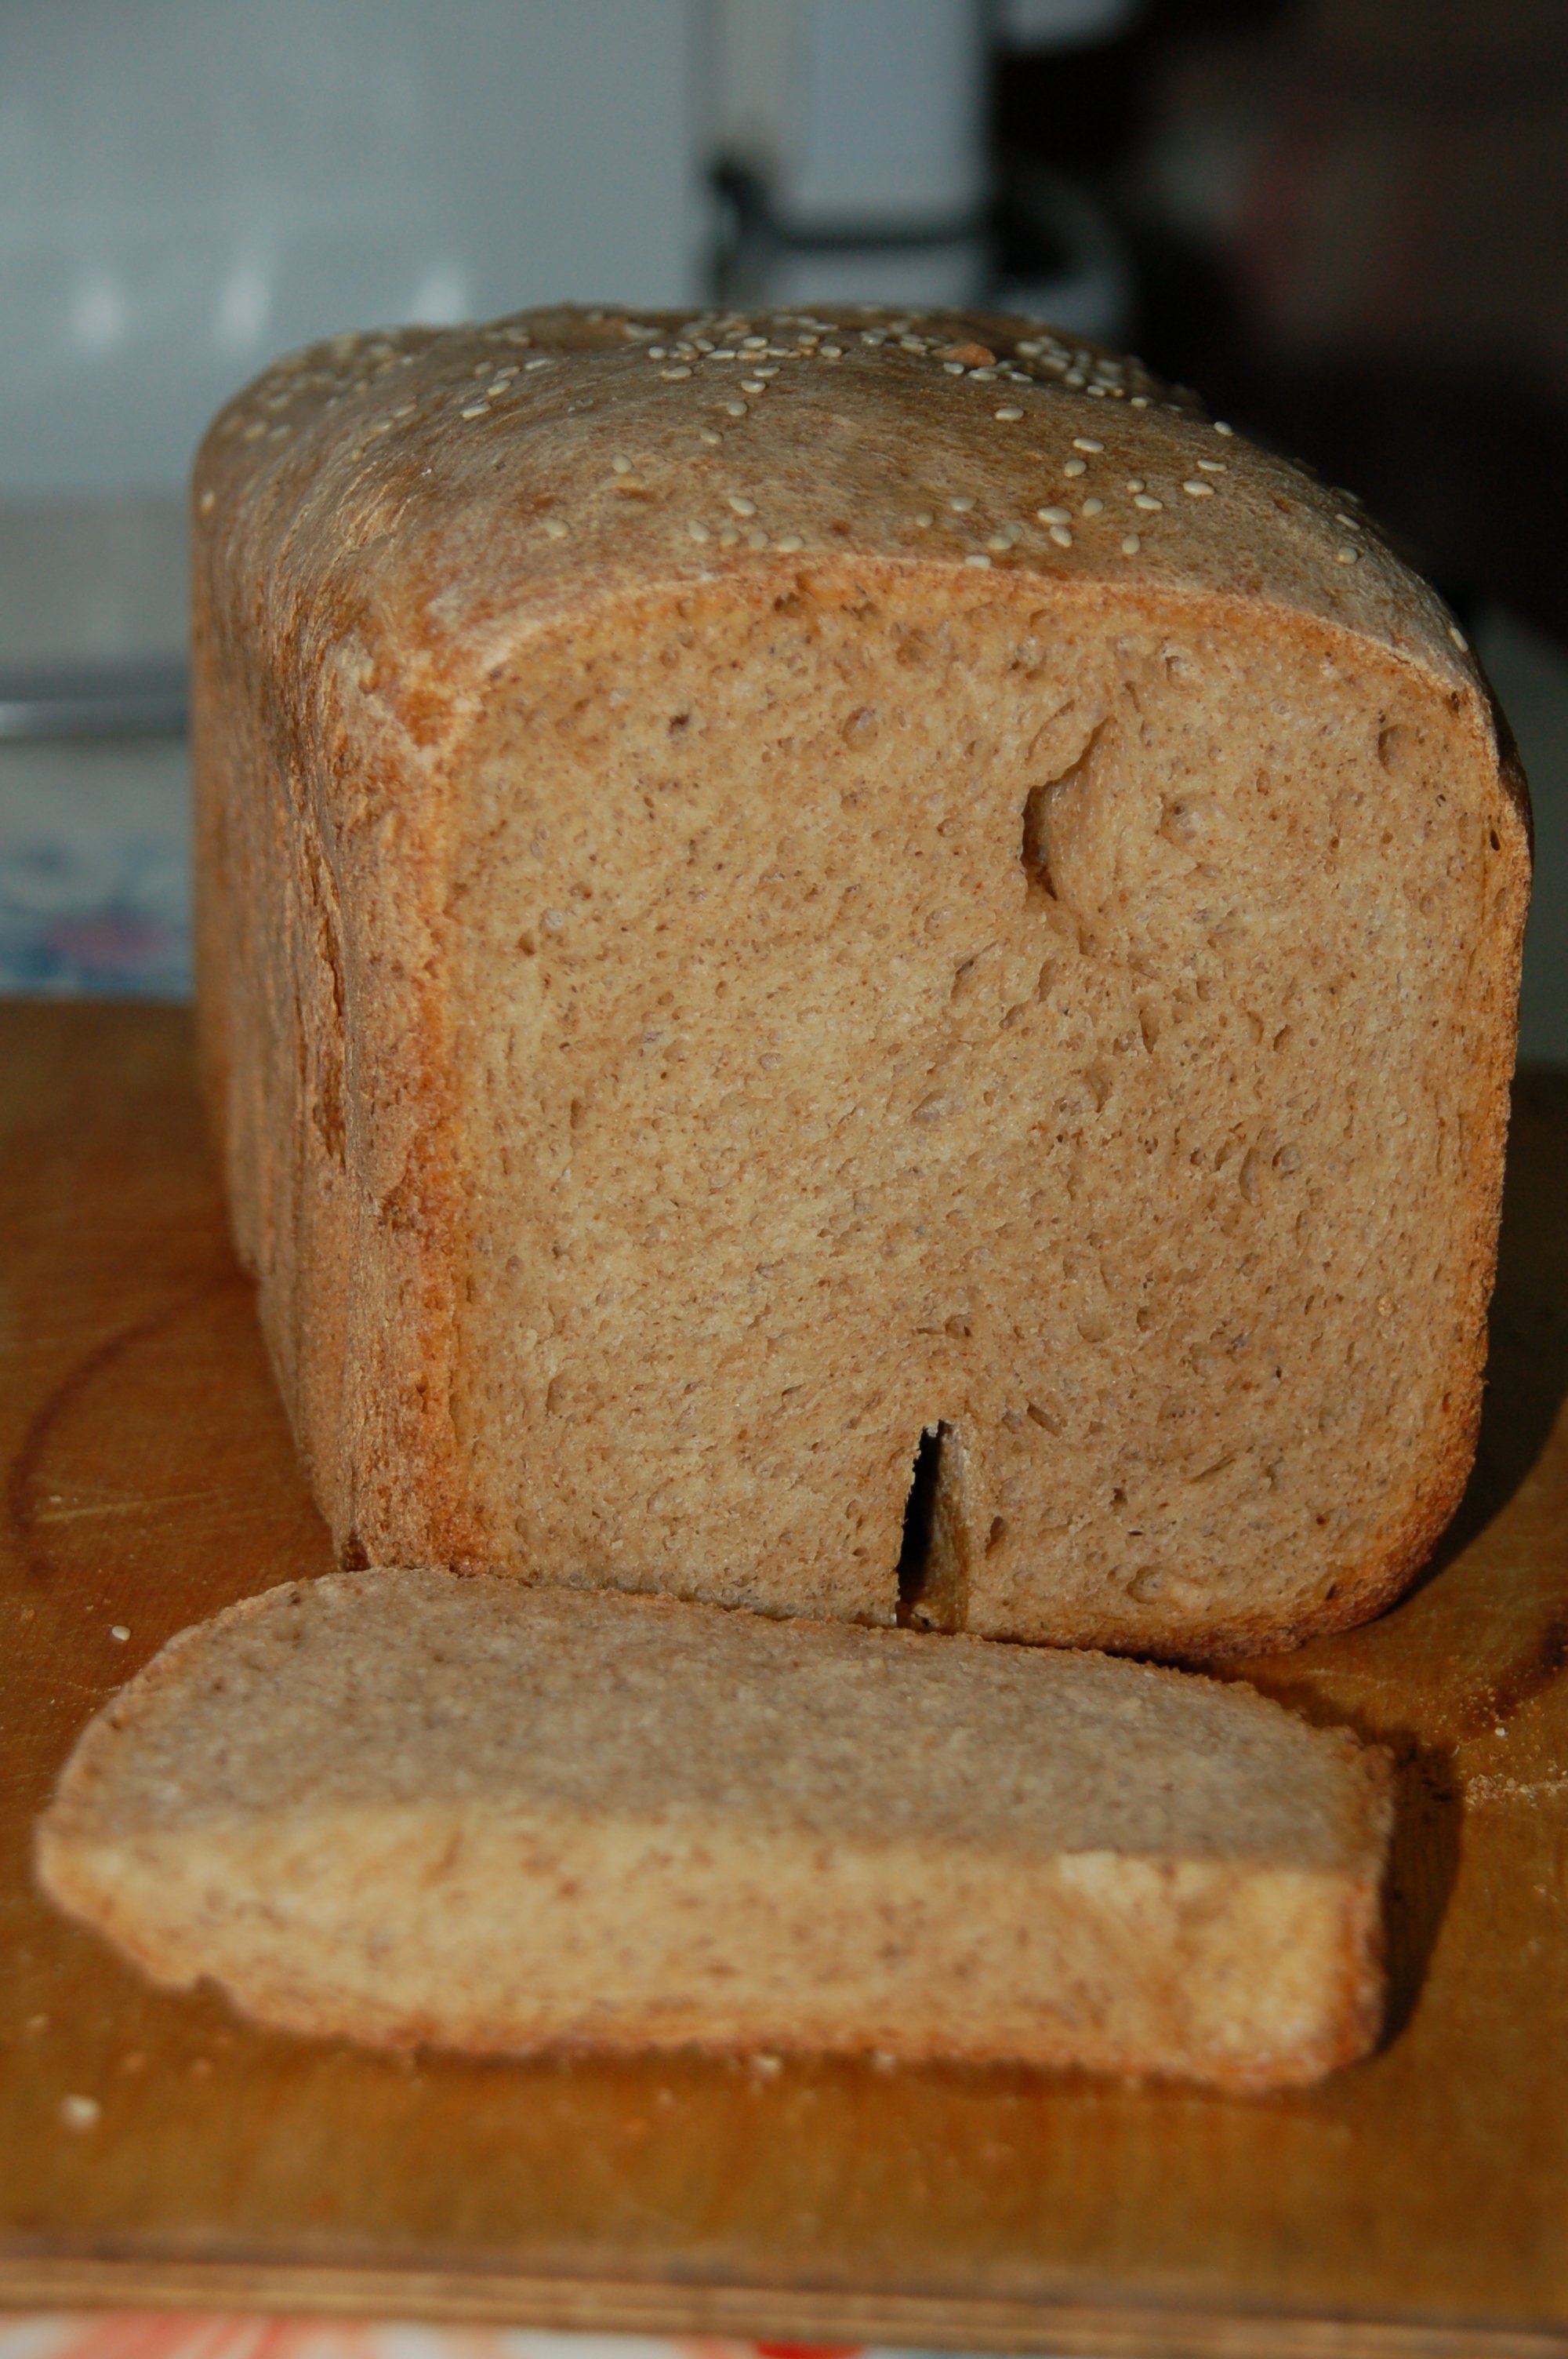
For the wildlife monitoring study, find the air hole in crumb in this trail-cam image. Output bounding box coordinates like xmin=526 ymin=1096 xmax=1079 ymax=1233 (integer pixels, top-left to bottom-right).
xmin=1489 ymin=830 xmax=1501 ymax=850
xmin=897 ymin=1426 xmax=942 ymax=1615
xmin=985 ymin=1515 xmax=1007 ymax=1555
xmin=1019 ymin=781 xmax=1055 ymax=899
xmin=1020 ymin=723 xmax=1108 ymax=904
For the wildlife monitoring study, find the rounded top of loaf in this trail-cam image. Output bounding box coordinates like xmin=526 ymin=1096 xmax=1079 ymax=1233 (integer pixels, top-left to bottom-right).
xmin=195 ymin=301 xmax=1486 ymax=732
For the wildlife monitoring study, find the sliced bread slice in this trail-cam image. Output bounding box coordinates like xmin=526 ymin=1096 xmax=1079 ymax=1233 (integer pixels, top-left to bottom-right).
xmin=37 ymin=1569 xmax=1392 ymax=2089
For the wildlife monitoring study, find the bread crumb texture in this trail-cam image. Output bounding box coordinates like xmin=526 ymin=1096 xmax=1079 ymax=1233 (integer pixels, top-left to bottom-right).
xmin=36 ymin=1570 xmax=1392 ymax=2087
xmin=192 ymin=304 xmax=1530 ymax=1655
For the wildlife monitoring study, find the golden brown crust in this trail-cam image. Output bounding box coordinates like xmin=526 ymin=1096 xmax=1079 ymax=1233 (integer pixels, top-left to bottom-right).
xmin=192 ymin=304 xmax=1530 ymax=1654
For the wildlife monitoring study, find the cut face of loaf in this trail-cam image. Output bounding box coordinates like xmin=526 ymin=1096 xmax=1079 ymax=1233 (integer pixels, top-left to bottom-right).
xmin=36 ymin=1570 xmax=1393 ymax=2088
xmin=193 ymin=306 xmax=1530 ymax=1654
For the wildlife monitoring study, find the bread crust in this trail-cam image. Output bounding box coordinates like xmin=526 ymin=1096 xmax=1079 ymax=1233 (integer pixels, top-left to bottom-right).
xmin=192 ymin=306 xmax=1530 ymax=1654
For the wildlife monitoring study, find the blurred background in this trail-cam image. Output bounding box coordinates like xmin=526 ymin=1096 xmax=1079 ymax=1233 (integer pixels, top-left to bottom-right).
xmin=1 ymin=0 xmax=1563 ymax=1055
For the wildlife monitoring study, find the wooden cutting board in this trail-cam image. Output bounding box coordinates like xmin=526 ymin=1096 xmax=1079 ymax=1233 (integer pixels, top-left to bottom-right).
xmin=3 ymin=1002 xmax=1568 ymax=2359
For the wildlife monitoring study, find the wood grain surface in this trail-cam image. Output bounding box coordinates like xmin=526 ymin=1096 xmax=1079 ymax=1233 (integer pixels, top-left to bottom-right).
xmin=2 ymin=1003 xmax=1567 ymax=2358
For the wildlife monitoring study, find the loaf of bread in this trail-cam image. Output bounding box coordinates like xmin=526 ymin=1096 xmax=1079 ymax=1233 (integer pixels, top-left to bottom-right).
xmin=36 ymin=1568 xmax=1392 ymax=2087
xmin=192 ymin=304 xmax=1529 ymax=1655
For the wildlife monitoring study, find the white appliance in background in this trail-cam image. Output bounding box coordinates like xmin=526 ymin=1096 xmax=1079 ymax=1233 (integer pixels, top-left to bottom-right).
xmin=708 ymin=0 xmax=990 ymax=307
xmin=707 ymin=0 xmax=1134 ymax=339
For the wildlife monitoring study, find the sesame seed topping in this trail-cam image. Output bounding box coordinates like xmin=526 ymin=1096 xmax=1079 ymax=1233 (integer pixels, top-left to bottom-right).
xmin=1126 ymin=478 xmax=1145 ymax=492
xmin=1129 ymin=394 xmax=1150 ymax=408
xmin=1072 ymin=437 xmax=1104 ymax=453
xmin=699 ymin=428 xmax=722 ymax=445
xmin=1450 ymin=624 xmax=1469 ymax=651
xmin=995 ymin=405 xmax=1024 ymax=420
xmin=965 ymin=553 xmax=992 ymax=568
xmin=661 ymin=365 xmax=691 ymax=380
xmin=1181 ymin=479 xmax=1214 ymax=496
xmin=747 ymin=529 xmax=769 ymax=549
xmin=949 ymin=494 xmax=975 ymax=512
xmin=1081 ymin=496 xmax=1105 ymax=517
xmin=987 ymin=533 xmax=1013 ymax=553
xmin=1048 ymin=524 xmax=1073 ymax=548
xmin=913 ymin=511 xmax=934 ymax=527
xmin=819 ymin=344 xmax=843 ymax=359
xmin=1214 ymin=420 xmax=1234 ymax=435
xmin=198 ymin=488 xmax=216 ymax=515
xmin=459 ymin=404 xmax=489 ymax=420
xmin=110 ymin=1624 xmax=129 ymax=1641
xmin=943 ymin=361 xmax=966 ymax=375
xmin=741 ymin=335 xmax=768 ymax=350
xmin=1334 ymin=546 xmax=1359 ymax=565
xmin=724 ymin=400 xmax=748 ymax=418
xmin=688 ymin=520 xmax=709 ymax=541
xmin=1059 ymin=460 xmax=1088 ymax=485
xmin=970 ymin=367 xmax=998 ymax=382
xmin=60 ymin=2095 xmax=100 ymax=2132
xmin=720 ymin=527 xmax=740 ymax=546
xmin=1335 ymin=512 xmax=1360 ymax=529
xmin=1037 ymin=505 xmax=1071 ymax=525
xmin=543 ymin=518 xmax=570 ymax=540
xmin=1121 ymin=534 xmax=1141 ymax=555
xmin=741 ymin=380 xmax=766 ymax=394
xmin=1133 ymin=493 xmax=1163 ymax=511
xmin=775 ymin=533 xmax=804 ymax=552
xmin=612 ymin=455 xmax=633 ymax=474
xmin=728 ymin=494 xmax=757 ymax=516
xmin=524 ymin=357 xmax=552 ymax=370
xmin=753 ymin=366 xmax=779 ymax=378
xmin=1196 ymin=458 xmax=1227 ymax=472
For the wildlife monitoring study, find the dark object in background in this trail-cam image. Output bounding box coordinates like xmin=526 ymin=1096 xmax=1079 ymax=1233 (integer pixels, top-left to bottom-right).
xmin=993 ymin=0 xmax=1568 ymax=646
